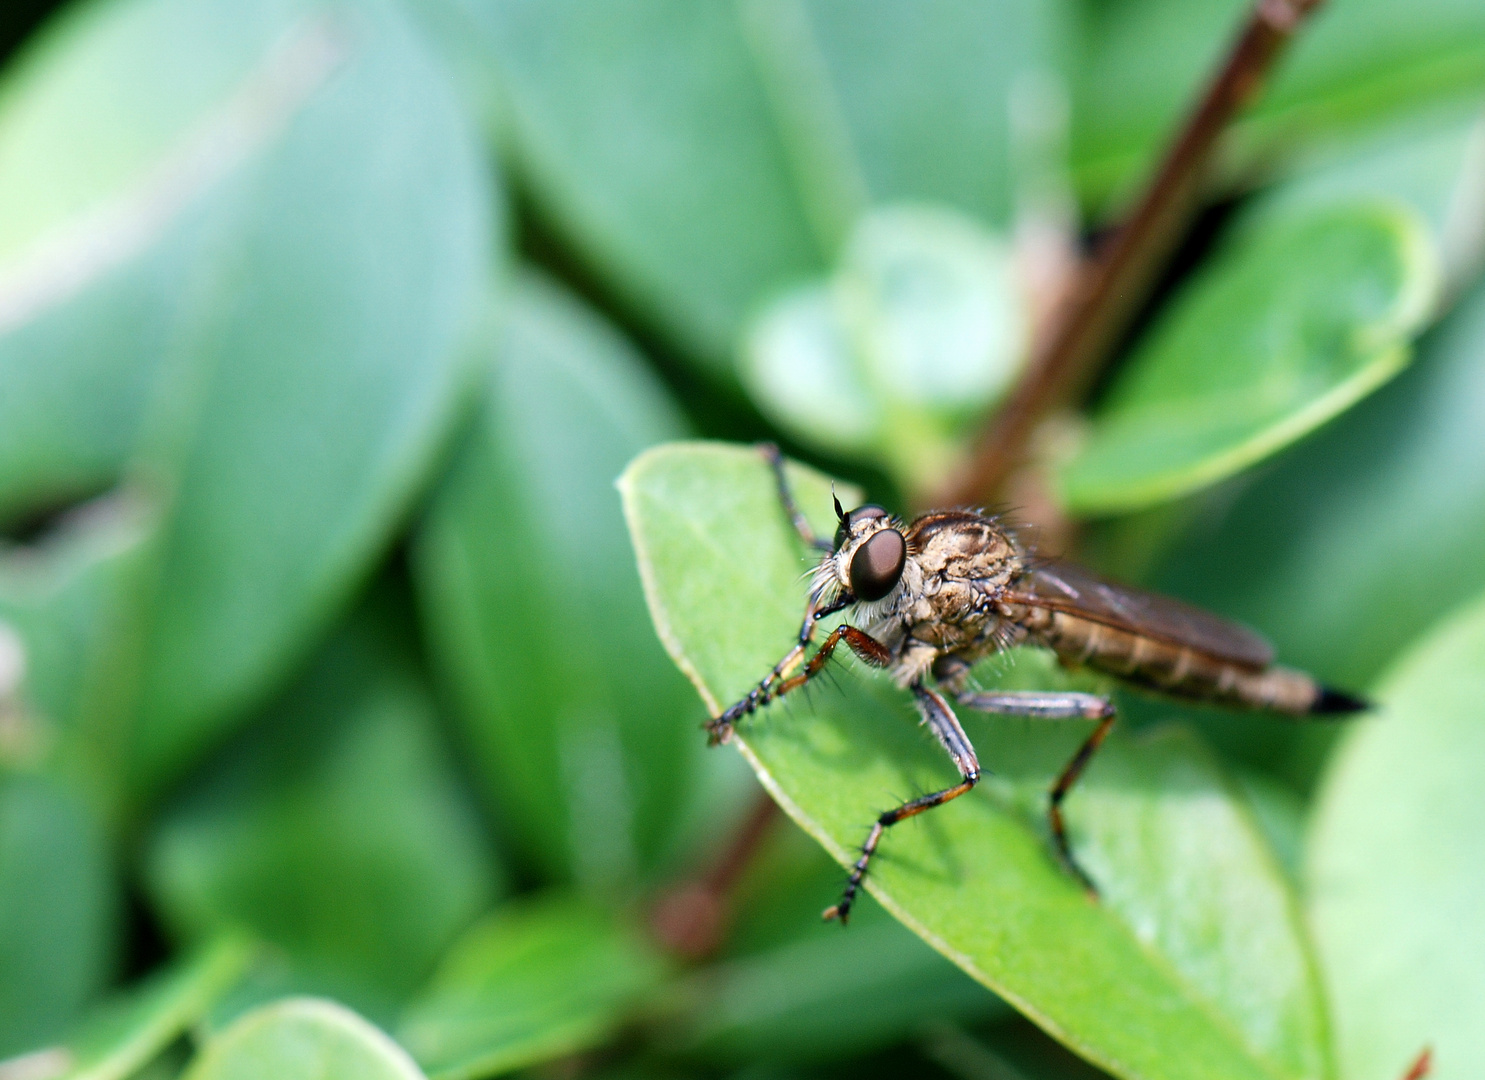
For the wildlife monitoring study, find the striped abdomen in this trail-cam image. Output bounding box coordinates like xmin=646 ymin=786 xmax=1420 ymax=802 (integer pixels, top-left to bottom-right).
xmin=1004 ymin=602 xmax=1327 ymax=716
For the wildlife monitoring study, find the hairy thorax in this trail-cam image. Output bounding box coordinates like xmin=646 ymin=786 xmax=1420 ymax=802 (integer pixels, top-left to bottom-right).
xmin=853 ymin=511 xmax=1024 ymax=686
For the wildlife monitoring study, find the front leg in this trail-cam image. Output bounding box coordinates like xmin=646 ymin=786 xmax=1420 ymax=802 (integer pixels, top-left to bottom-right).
xmin=760 ymin=442 xmax=833 ymax=553
xmin=707 ymin=602 xmax=885 ymax=744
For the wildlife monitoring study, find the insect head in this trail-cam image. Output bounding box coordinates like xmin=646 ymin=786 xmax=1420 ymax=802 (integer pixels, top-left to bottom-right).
xmin=832 ymin=496 xmax=906 ymax=602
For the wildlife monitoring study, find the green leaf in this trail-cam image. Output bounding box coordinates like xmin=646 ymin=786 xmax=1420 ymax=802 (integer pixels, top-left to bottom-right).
xmin=620 ymin=442 xmax=1330 ymax=1080
xmin=743 ymin=204 xmax=1029 ymax=494
xmin=926 ymin=1024 xmax=1122 ymax=1080
xmin=481 ymin=0 xmax=1065 ymax=372
xmin=0 ymin=770 xmax=117 ymax=1058
xmin=1252 ymin=105 xmax=1485 ymax=294
xmin=55 ymin=935 xmax=254 ymax=1080
xmin=0 ymin=0 xmax=497 ymax=799
xmin=482 ymin=0 xmax=817 ymax=370
xmin=145 ymin=593 xmax=500 ymax=1018
xmin=397 ymin=894 xmax=667 ymax=1080
xmin=1060 ymin=200 xmax=1438 ymax=514
xmin=414 ymin=271 xmax=749 ymax=891
xmin=0 ymin=492 xmax=158 ymax=808
xmin=671 ymin=899 xmax=1006 ymax=1065
xmin=675 ymin=924 xmax=997 ymax=1065
xmin=659 ymin=821 xmax=1006 ymax=1064
xmin=744 ymin=283 xmax=884 ymax=456
xmin=1073 ymin=0 xmax=1485 ymax=206
xmin=183 ymin=998 xmax=424 ymax=1080
xmin=1151 ymin=260 xmax=1485 ymax=703
xmin=396 ymin=0 xmax=506 ymax=142
xmin=1233 ymin=770 xmax=1306 ymax=886
xmin=838 ymin=206 xmax=1027 ymax=412
xmin=1307 ymin=593 xmax=1485 ymax=1079
xmin=0 ymin=2 xmax=301 ymax=524
xmin=127 ymin=0 xmax=494 ymax=794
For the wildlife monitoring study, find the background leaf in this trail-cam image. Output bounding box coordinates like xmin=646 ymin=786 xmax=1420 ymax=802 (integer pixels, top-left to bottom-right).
xmin=145 ymin=589 xmax=500 ymax=1020
xmin=670 ymin=900 xmax=1008 ymax=1065
xmin=414 ymin=271 xmax=749 ymax=893
xmin=57 ymin=935 xmax=254 ymax=1080
xmin=0 ymin=0 xmax=497 ymax=804
xmin=653 ymin=782 xmax=1009 ymax=1067
xmin=0 ymin=769 xmax=117 ymax=1057
xmin=744 ymin=203 xmax=1030 ymax=493
xmin=0 ymin=492 xmax=157 ymax=807
xmin=1060 ymin=199 xmax=1438 ymax=514
xmin=480 ymin=0 xmax=819 ymax=371
xmin=621 ymin=442 xmax=1328 ymax=1080
xmin=1072 ymin=0 xmax=1485 ymax=207
xmin=183 ymin=998 xmax=425 ymax=1080
xmin=398 ymin=894 xmax=667 ymax=1080
xmin=479 ymin=0 xmax=1066 ymax=374
xmin=1307 ymin=592 xmax=1485 ymax=1080
xmin=127 ymin=0 xmax=495 ymax=795
xmin=1253 ymin=104 xmax=1485 ymax=294
xmin=0 ymin=0 xmax=303 ymax=528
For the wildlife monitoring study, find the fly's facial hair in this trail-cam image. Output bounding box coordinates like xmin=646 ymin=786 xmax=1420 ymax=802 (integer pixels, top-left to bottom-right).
xmin=808 ymin=555 xmax=844 ymax=609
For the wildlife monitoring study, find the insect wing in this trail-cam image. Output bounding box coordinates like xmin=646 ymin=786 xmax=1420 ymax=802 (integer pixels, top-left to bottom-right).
xmin=1003 ymin=560 xmax=1275 ymax=670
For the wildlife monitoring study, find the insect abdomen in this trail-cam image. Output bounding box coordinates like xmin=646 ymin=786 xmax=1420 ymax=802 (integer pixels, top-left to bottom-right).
xmin=1012 ymin=606 xmax=1323 ymax=715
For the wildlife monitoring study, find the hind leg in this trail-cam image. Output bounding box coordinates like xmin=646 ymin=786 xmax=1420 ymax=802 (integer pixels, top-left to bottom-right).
xmin=955 ymin=688 xmax=1115 ymax=895
xmin=1045 ymin=711 xmax=1116 ymax=894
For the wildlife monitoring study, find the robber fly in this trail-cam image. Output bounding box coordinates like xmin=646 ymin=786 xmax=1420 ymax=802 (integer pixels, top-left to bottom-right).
xmin=707 ymin=444 xmax=1365 ymax=924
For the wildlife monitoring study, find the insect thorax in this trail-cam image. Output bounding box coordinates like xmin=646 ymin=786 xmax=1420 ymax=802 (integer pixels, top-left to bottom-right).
xmin=855 ymin=511 xmax=1024 ymax=686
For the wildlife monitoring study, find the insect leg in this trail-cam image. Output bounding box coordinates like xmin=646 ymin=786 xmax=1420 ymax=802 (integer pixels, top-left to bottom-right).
xmin=951 ymin=688 xmax=1114 ymax=892
xmin=824 ymin=684 xmax=980 ymax=924
xmin=760 ymin=442 xmax=833 ymax=553
xmin=1047 ymin=710 xmax=1117 ymax=895
xmin=956 ymin=690 xmax=1114 ymax=720
xmin=708 ymin=613 xmax=885 ymax=744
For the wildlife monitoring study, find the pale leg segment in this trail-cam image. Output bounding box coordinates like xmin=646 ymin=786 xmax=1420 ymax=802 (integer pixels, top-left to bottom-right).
xmin=956 ymin=688 xmax=1115 ymax=896
xmin=957 ymin=690 xmax=1113 ymax=719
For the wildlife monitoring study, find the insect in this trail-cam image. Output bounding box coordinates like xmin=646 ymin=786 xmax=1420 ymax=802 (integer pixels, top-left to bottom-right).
xmin=708 ymin=444 xmax=1366 ymax=923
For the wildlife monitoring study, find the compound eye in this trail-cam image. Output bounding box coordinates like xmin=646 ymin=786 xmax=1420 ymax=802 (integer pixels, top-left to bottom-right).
xmin=849 ymin=528 xmax=906 ymax=601
xmin=833 ymin=504 xmax=887 ymax=549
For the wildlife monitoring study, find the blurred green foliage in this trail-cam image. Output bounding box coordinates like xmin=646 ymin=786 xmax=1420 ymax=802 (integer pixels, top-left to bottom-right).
xmin=0 ymin=0 xmax=1482 ymax=1078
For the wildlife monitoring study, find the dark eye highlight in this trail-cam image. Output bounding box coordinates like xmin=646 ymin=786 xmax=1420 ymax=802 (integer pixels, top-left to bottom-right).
xmin=849 ymin=528 xmax=906 ymax=601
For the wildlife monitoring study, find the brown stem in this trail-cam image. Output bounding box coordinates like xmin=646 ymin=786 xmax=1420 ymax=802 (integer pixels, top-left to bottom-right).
xmin=1400 ymin=1047 xmax=1432 ymax=1080
xmin=936 ymin=0 xmax=1327 ymax=508
xmin=648 ymin=789 xmax=781 ymax=960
